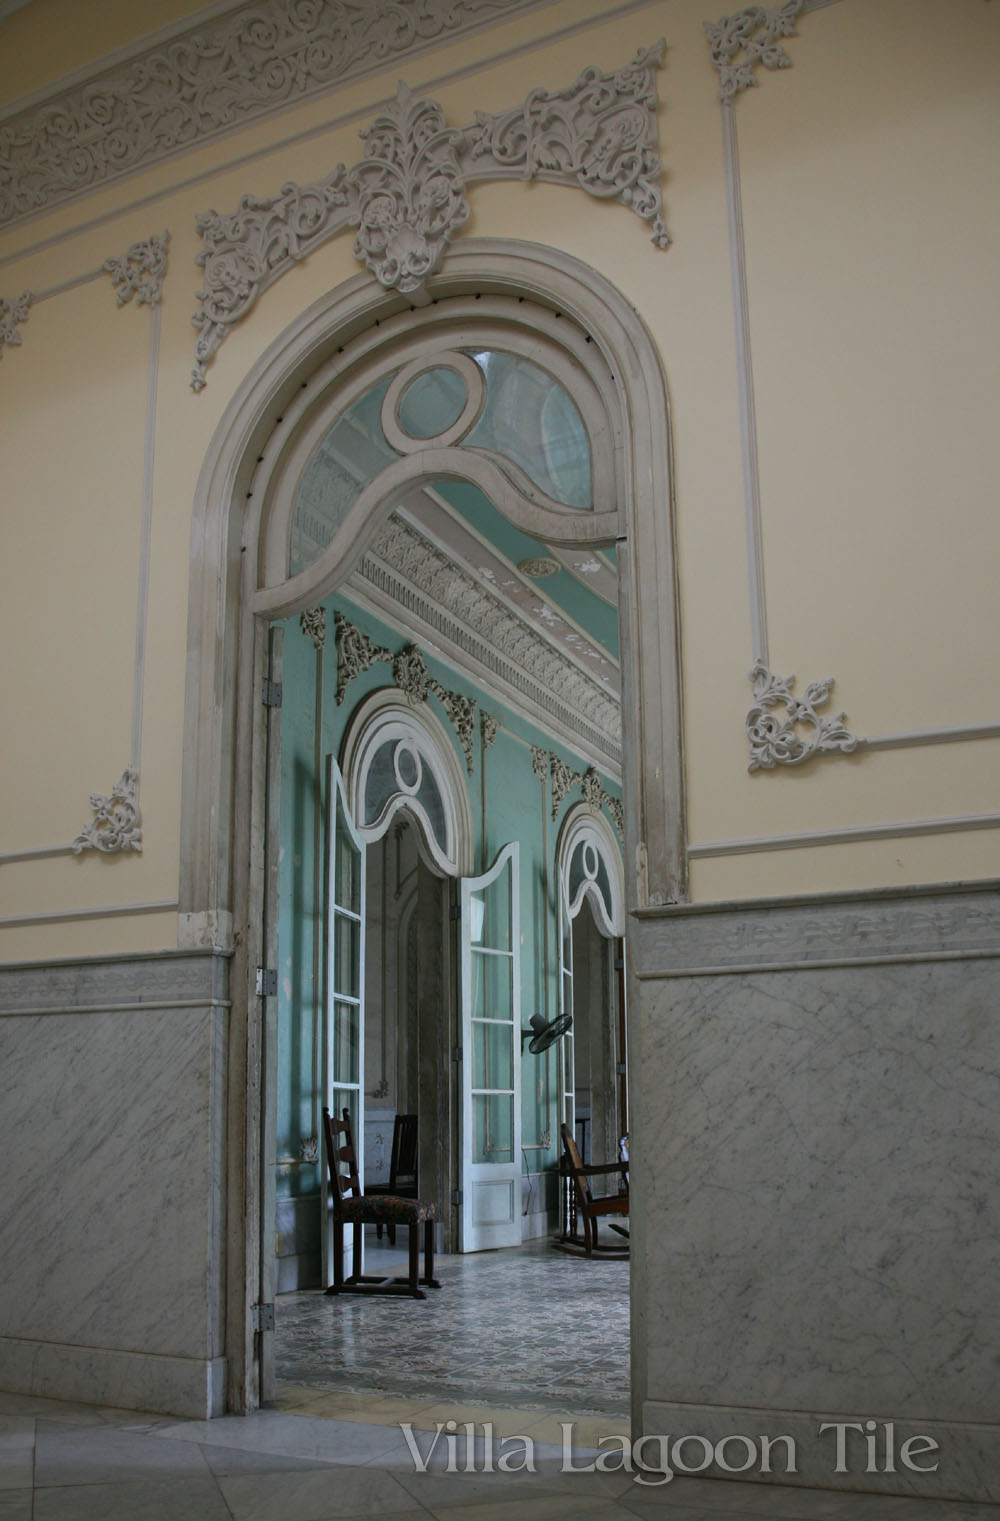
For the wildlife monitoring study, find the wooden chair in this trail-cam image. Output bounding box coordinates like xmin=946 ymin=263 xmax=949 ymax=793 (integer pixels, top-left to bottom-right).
xmin=556 ymin=1121 xmax=629 ymax=1259
xmin=322 ymin=1107 xmax=439 ymax=1299
xmin=367 ymin=1113 xmax=418 ymax=1243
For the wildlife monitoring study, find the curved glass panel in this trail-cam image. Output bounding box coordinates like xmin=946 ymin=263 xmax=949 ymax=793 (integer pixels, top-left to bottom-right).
xmin=568 ymin=836 xmax=613 ymax=925
xmin=465 ymin=351 xmax=591 ymax=509
xmin=362 ymin=736 xmax=447 ymax=855
xmin=397 ymin=366 xmax=468 ymax=438
xmin=288 ymin=375 xmax=399 ymax=576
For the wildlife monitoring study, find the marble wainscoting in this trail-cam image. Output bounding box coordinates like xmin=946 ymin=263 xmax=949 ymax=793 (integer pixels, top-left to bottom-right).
xmin=629 ymin=883 xmax=1000 ymax=1503
xmin=0 ymin=950 xmax=230 ymax=1418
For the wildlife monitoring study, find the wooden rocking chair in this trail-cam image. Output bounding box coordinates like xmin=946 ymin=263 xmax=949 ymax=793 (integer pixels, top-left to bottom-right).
xmin=556 ymin=1121 xmax=629 ymax=1259
xmin=322 ymin=1107 xmax=439 ymax=1298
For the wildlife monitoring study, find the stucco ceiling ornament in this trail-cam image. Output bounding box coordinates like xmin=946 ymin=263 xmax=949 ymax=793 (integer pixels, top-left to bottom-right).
xmin=190 ymin=41 xmax=669 ymax=388
xmin=704 ymin=1 xmax=803 ymax=101
xmin=0 ymin=0 xmax=541 ymax=229
xmin=71 ymin=767 xmax=142 ymax=854
xmin=0 ymin=291 xmax=31 ymax=357
xmin=746 ymin=661 xmax=859 ymax=772
xmin=102 ymin=232 xmax=170 ymax=307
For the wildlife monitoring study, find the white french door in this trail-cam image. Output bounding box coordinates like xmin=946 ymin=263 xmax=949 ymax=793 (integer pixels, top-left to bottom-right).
xmin=320 ymin=756 xmax=366 ymax=1283
xmin=459 ymin=842 xmax=521 ymax=1251
xmin=557 ymin=873 xmax=575 ymax=1152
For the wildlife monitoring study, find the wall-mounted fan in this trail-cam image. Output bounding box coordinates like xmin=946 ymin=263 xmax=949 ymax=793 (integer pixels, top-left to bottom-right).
xmin=522 ymin=1011 xmax=573 ymax=1053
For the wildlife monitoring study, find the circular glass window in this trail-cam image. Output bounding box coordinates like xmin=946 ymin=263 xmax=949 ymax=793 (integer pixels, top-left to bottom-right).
xmin=397 ymin=366 xmax=468 ymax=439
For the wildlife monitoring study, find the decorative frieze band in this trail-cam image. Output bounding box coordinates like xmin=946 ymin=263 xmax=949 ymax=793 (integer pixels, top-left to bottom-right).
xmin=71 ymin=767 xmax=142 ymax=855
xmin=0 ymin=0 xmax=547 ymax=230
xmin=191 ymin=42 xmax=668 ymax=387
xmin=704 ymin=2 xmax=804 ymax=100
xmin=746 ymin=662 xmax=859 ymax=772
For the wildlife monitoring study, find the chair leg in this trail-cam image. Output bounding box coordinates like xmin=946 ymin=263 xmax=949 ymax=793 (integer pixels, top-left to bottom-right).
xmin=329 ymin=1217 xmax=344 ymax=1293
xmin=422 ymin=1219 xmax=440 ymax=1288
xmin=408 ymin=1221 xmax=419 ymax=1295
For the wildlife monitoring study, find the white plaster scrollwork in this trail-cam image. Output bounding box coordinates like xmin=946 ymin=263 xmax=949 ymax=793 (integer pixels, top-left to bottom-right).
xmin=71 ymin=767 xmax=143 ymax=854
xmin=333 ymin=612 xmax=480 ymax=771
xmin=353 ymin=84 xmax=469 ymax=294
xmin=746 ymin=661 xmax=859 ymax=772
xmin=0 ymin=291 xmax=31 ymax=356
xmin=704 ymin=2 xmax=803 ymax=101
xmin=102 ymin=232 xmax=169 ymax=307
xmin=191 ymin=42 xmax=669 ymax=387
xmin=0 ymin=0 xmax=542 ymax=229
xmin=300 ymin=606 xmax=326 ymax=652
xmin=333 ymin=611 xmax=391 ymax=703
xmin=467 ymin=41 xmax=669 ymax=248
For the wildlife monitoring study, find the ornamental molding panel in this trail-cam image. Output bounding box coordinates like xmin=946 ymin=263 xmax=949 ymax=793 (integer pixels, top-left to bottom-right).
xmin=746 ymin=662 xmax=859 ymax=772
xmin=191 ymin=41 xmax=668 ymax=387
xmin=71 ymin=767 xmax=143 ymax=855
xmin=480 ymin=711 xmax=499 ymax=749
xmin=0 ymin=0 xmax=548 ymax=230
xmin=0 ymin=290 xmax=30 ymax=356
xmin=704 ymin=1 xmax=803 ymax=100
xmin=358 ymin=514 xmax=621 ymax=767
xmin=548 ymin=753 xmax=621 ymax=833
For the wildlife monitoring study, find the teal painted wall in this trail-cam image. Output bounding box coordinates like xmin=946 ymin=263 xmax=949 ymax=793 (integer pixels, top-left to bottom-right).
xmin=274 ymin=592 xmax=622 ymax=1232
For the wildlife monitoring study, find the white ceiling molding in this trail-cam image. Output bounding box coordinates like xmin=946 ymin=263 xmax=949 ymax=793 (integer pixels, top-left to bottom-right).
xmin=190 ymin=42 xmax=668 ymax=388
xmin=0 ymin=0 xmax=549 ymax=230
xmin=350 ymin=514 xmax=622 ymax=775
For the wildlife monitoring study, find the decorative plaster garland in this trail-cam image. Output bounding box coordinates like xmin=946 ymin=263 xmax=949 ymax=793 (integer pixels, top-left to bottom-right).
xmin=0 ymin=290 xmax=30 ymax=356
xmin=190 ymin=42 xmax=668 ymax=388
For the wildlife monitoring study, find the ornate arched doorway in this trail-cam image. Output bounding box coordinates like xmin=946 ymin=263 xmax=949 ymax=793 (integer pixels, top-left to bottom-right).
xmin=182 ymin=241 xmax=683 ymax=1411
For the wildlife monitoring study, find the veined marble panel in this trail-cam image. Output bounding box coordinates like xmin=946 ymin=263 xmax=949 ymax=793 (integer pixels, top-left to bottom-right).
xmin=0 ymin=951 xmax=229 ymax=1416
xmin=632 ymin=892 xmax=1000 ymax=1502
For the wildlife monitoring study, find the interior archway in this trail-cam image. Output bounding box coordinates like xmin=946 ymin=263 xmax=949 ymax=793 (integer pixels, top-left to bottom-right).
xmin=181 ymin=240 xmax=683 ymax=1413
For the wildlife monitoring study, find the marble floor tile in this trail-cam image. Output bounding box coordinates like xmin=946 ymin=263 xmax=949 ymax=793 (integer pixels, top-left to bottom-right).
xmin=33 ymin=1424 xmax=213 ymax=1486
xmin=33 ymin=1475 xmax=232 ymax=1520
xmin=0 ymin=1495 xmax=32 ymax=1521
xmin=0 ymin=1451 xmax=33 ymax=1493
xmin=216 ymin=1465 xmax=422 ymax=1519
xmin=158 ymin=1411 xmax=402 ymax=1466
xmin=276 ymin=1236 xmax=629 ymax=1418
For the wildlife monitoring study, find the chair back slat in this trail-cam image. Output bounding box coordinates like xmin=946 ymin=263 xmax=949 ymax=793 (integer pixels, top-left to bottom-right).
xmin=560 ymin=1122 xmax=594 ymax=1206
xmin=322 ymin=1106 xmax=363 ymax=1213
xmin=389 ymin=1113 xmax=419 ymax=1190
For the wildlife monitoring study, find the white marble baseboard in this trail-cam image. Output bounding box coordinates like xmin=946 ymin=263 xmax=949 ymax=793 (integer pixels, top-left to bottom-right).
xmin=0 ymin=1333 xmax=226 ymax=1418
xmin=642 ymin=1399 xmax=999 ymax=1503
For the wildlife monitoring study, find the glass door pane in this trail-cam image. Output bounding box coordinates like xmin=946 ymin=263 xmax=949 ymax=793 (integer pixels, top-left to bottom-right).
xmin=459 ymin=842 xmax=520 ymax=1251
xmin=321 ymin=757 xmax=366 ymax=1284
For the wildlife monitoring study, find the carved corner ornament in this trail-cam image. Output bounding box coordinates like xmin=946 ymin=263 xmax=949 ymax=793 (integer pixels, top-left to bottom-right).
xmin=72 ymin=767 xmax=143 ymax=854
xmin=191 ymin=42 xmax=669 ymax=388
xmin=102 ymin=231 xmax=169 ymax=307
xmin=705 ymin=1 xmax=804 ymax=101
xmin=746 ymin=661 xmax=859 ymax=772
xmin=0 ymin=291 xmax=32 ymax=357
xmin=300 ymin=605 xmax=327 ymax=652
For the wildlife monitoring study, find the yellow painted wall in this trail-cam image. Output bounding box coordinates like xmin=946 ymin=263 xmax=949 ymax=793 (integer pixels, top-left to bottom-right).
xmin=0 ymin=0 xmax=997 ymax=961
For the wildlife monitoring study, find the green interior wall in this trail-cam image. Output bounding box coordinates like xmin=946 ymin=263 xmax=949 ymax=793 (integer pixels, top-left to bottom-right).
xmin=274 ymin=592 xmax=621 ymax=1217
